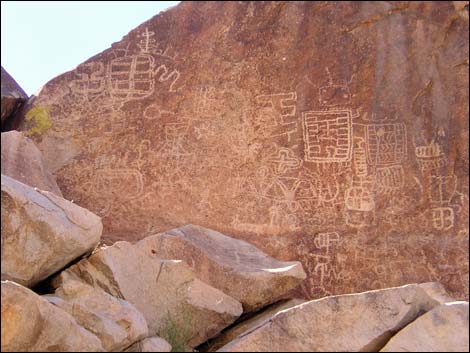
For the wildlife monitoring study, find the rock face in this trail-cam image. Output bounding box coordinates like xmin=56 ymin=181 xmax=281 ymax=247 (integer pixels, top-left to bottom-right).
xmin=146 ymin=224 xmax=306 ymax=311
xmin=216 ymin=284 xmax=442 ymax=352
xmin=53 ymin=240 xmax=243 ymax=348
xmin=18 ymin=1 xmax=469 ymax=300
xmin=1 ymin=131 xmax=63 ymax=196
xmin=47 ymin=273 xmax=148 ymax=351
xmin=1 ymin=174 xmax=102 ymax=287
xmin=1 ymin=280 xmax=104 ymax=352
xmin=1 ymin=66 xmax=27 ymax=130
xmin=380 ymin=301 xmax=469 ymax=352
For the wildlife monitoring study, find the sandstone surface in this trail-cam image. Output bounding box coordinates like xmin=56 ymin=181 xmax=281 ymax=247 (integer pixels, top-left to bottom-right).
xmin=216 ymin=283 xmax=442 ymax=352
xmin=1 ymin=66 xmax=27 ymax=129
xmin=47 ymin=273 xmax=148 ymax=351
xmin=144 ymin=224 xmax=306 ymax=311
xmin=18 ymin=1 xmax=469 ymax=300
xmin=53 ymin=240 xmax=243 ymax=348
xmin=1 ymin=174 xmax=102 ymax=287
xmin=380 ymin=301 xmax=469 ymax=352
xmin=125 ymin=337 xmax=172 ymax=352
xmin=1 ymin=130 xmax=63 ymax=196
xmin=1 ymin=280 xmax=104 ymax=352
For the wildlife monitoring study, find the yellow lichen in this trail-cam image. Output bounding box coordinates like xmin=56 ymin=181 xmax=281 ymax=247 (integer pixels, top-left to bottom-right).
xmin=25 ymin=106 xmax=52 ymax=136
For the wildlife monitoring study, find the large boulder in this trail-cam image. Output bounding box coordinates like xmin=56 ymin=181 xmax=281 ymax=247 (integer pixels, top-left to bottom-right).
xmin=1 ymin=280 xmax=104 ymax=352
xmin=18 ymin=1 xmax=469 ymax=301
xmin=53 ymin=239 xmax=243 ymax=348
xmin=143 ymin=224 xmax=306 ymax=311
xmin=207 ymin=298 xmax=306 ymax=352
xmin=47 ymin=273 xmax=148 ymax=351
xmin=380 ymin=301 xmax=469 ymax=352
xmin=1 ymin=66 xmax=27 ymax=130
xmin=125 ymin=337 xmax=172 ymax=352
xmin=1 ymin=130 xmax=63 ymax=196
xmin=217 ymin=283 xmax=442 ymax=352
xmin=1 ymin=174 xmax=102 ymax=287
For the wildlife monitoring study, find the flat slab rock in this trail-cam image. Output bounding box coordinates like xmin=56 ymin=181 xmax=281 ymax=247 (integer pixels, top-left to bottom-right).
xmin=53 ymin=239 xmax=243 ymax=348
xmin=380 ymin=301 xmax=470 ymax=352
xmin=1 ymin=130 xmax=63 ymax=196
xmin=1 ymin=174 xmax=102 ymax=287
xmin=216 ymin=283 xmax=444 ymax=352
xmin=1 ymin=280 xmax=104 ymax=352
xmin=19 ymin=1 xmax=469 ymax=301
xmin=146 ymin=224 xmax=306 ymax=311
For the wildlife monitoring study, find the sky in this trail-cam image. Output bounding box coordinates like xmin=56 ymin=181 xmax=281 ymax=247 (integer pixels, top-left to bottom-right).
xmin=1 ymin=1 xmax=180 ymax=96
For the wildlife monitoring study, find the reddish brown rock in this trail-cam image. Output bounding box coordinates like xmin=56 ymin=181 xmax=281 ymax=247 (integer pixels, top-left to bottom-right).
xmin=1 ymin=131 xmax=63 ymax=196
xmin=19 ymin=2 xmax=469 ymax=301
xmin=1 ymin=66 xmax=27 ymax=131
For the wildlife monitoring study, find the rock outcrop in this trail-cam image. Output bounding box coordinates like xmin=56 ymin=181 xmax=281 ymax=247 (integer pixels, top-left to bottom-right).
xmin=1 ymin=66 xmax=27 ymax=130
xmin=47 ymin=273 xmax=148 ymax=351
xmin=216 ymin=284 xmax=442 ymax=352
xmin=1 ymin=131 xmax=63 ymax=196
xmin=53 ymin=240 xmax=243 ymax=348
xmin=380 ymin=301 xmax=469 ymax=352
xmin=17 ymin=1 xmax=469 ymax=301
xmin=1 ymin=174 xmax=102 ymax=287
xmin=144 ymin=224 xmax=306 ymax=311
xmin=1 ymin=280 xmax=104 ymax=352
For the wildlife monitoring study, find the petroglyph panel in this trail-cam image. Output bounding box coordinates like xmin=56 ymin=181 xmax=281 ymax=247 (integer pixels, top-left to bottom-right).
xmin=21 ymin=2 xmax=469 ymax=302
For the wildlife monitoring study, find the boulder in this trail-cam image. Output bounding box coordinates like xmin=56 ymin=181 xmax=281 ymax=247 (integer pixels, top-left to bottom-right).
xmin=1 ymin=174 xmax=102 ymax=287
xmin=125 ymin=337 xmax=172 ymax=352
xmin=1 ymin=130 xmax=63 ymax=196
xmin=143 ymin=224 xmax=306 ymax=311
xmin=418 ymin=282 xmax=456 ymax=304
xmin=207 ymin=298 xmax=306 ymax=352
xmin=47 ymin=273 xmax=148 ymax=351
xmin=1 ymin=66 xmax=27 ymax=129
xmin=1 ymin=280 xmax=104 ymax=352
xmin=380 ymin=301 xmax=469 ymax=352
xmin=217 ymin=284 xmax=442 ymax=352
xmin=53 ymin=239 xmax=243 ymax=348
xmin=18 ymin=1 xmax=469 ymax=301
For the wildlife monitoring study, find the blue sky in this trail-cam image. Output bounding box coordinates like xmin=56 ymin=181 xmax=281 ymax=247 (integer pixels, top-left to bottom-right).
xmin=1 ymin=1 xmax=180 ymax=96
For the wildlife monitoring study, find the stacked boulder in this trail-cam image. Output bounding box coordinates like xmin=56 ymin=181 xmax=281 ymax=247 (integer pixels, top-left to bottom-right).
xmin=1 ymin=66 xmax=27 ymax=131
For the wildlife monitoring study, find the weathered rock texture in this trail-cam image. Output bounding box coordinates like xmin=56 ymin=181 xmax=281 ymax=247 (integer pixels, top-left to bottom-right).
xmin=53 ymin=240 xmax=243 ymax=348
xmin=1 ymin=174 xmax=102 ymax=287
xmin=1 ymin=280 xmax=104 ymax=352
xmin=47 ymin=273 xmax=148 ymax=351
xmin=19 ymin=1 xmax=469 ymax=300
xmin=380 ymin=301 xmax=469 ymax=352
xmin=1 ymin=131 xmax=63 ymax=196
xmin=206 ymin=298 xmax=306 ymax=352
xmin=1 ymin=66 xmax=27 ymax=130
xmin=216 ymin=284 xmax=443 ymax=352
xmin=147 ymin=224 xmax=306 ymax=311
xmin=126 ymin=337 xmax=172 ymax=352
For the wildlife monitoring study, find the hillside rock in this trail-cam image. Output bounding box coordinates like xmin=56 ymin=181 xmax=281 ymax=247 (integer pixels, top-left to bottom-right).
xmin=1 ymin=131 xmax=63 ymax=196
xmin=1 ymin=66 xmax=27 ymax=130
xmin=380 ymin=301 xmax=469 ymax=352
xmin=125 ymin=337 xmax=172 ymax=352
xmin=1 ymin=174 xmax=102 ymax=287
xmin=47 ymin=273 xmax=148 ymax=351
xmin=18 ymin=1 xmax=469 ymax=301
xmin=53 ymin=239 xmax=243 ymax=348
xmin=144 ymin=224 xmax=306 ymax=311
xmin=217 ymin=283 xmax=441 ymax=352
xmin=1 ymin=280 xmax=104 ymax=352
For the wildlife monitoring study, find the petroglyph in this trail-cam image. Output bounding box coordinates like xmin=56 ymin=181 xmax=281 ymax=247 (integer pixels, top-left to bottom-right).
xmin=376 ymin=165 xmax=405 ymax=193
xmin=313 ymin=231 xmax=340 ymax=254
xmin=302 ymin=110 xmax=353 ymax=162
xmin=70 ymin=62 xmax=106 ymax=96
xmin=154 ymin=64 xmax=181 ymax=92
xmin=363 ymin=122 xmax=407 ymax=166
xmin=268 ymin=148 xmax=302 ymax=174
